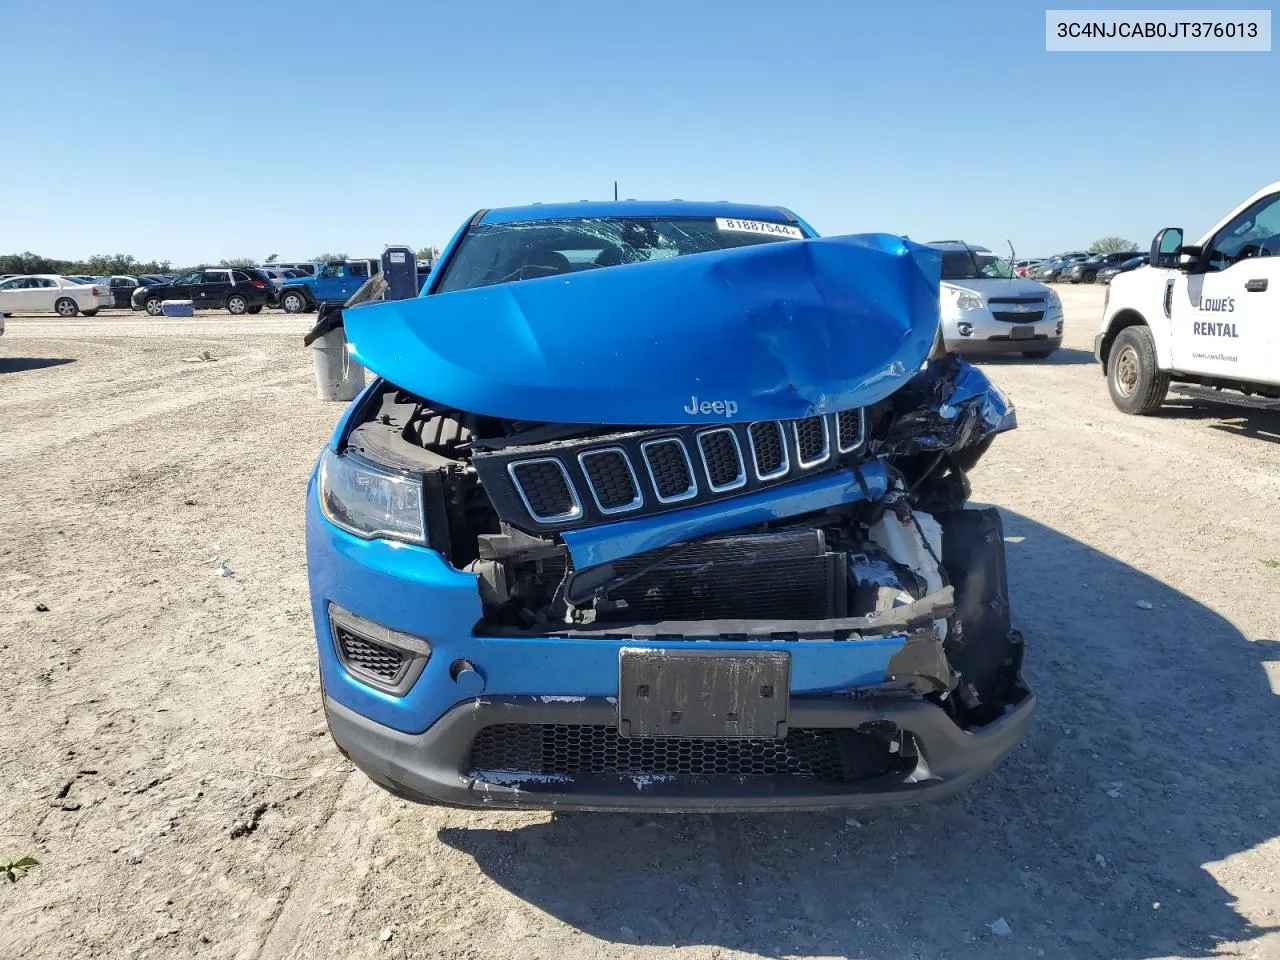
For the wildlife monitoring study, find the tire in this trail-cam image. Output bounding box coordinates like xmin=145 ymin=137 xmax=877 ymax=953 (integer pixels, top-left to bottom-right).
xmin=246 ymin=305 xmax=263 ymax=314
xmin=1107 ymin=325 xmax=1170 ymax=415
xmin=280 ymin=289 xmax=309 ymax=314
xmin=145 ymin=298 xmax=164 ymax=316
xmin=1083 ymin=271 xmax=1097 ymax=283
xmin=1021 ymin=349 xmax=1055 ymax=359
xmin=54 ymin=297 xmax=79 ymax=317
xmin=81 ymin=309 xmax=99 ymax=317
xmin=227 ymin=295 xmax=248 ymax=315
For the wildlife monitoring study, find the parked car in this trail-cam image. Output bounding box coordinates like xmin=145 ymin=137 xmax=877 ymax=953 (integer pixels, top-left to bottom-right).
xmin=1097 ymin=180 xmax=1280 ymax=415
xmin=1029 ymin=253 xmax=1089 ymax=283
xmin=1012 ymin=258 xmax=1043 ymax=278
xmin=306 ymin=200 xmax=1033 ymax=812
xmin=130 ymin=267 xmax=274 ymax=315
xmin=1096 ymin=253 xmax=1148 ymax=284
xmin=278 ymin=259 xmax=380 ymax=313
xmin=66 ymin=274 xmax=98 ymax=284
xmin=1062 ymin=251 xmax=1139 ymax=284
xmin=259 ymin=261 xmax=318 ymax=277
xmin=0 ymin=275 xmax=110 ymax=316
xmin=930 ymin=241 xmax=1062 ymax=358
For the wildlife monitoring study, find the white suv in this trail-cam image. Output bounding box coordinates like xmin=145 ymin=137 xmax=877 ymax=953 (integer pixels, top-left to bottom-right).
xmin=931 ymin=242 xmax=1064 ymax=359
xmin=1096 ymin=181 xmax=1280 ymax=414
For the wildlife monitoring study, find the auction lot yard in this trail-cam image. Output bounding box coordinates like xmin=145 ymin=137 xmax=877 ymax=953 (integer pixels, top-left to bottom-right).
xmin=1 ymin=286 xmax=1278 ymax=960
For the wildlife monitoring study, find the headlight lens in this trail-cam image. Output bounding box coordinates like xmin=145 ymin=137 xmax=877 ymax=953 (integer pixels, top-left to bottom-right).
xmin=1047 ymin=289 xmax=1062 ymax=309
xmin=955 ymin=292 xmax=984 ymax=311
xmin=318 ymin=447 xmax=426 ymax=544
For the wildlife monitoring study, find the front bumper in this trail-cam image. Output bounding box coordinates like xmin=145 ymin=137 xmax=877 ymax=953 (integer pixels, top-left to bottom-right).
xmin=325 ymin=689 xmax=1034 ymax=812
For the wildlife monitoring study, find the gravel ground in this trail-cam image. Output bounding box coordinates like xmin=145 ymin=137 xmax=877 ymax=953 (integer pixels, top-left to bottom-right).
xmin=1 ymin=289 xmax=1278 ymax=960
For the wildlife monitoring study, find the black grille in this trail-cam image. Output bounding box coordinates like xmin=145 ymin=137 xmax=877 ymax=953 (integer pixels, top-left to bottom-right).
xmin=992 ymin=310 xmax=1045 ymax=324
xmin=511 ymin=460 xmax=576 ymax=520
xmin=335 ymin=627 xmax=406 ymax=683
xmin=469 ymin=724 xmax=903 ymax=783
xmin=580 ymin=450 xmax=639 ymax=511
xmin=697 ymin=431 xmax=743 ymax=488
xmin=749 ymin=421 xmax=785 ymax=476
xmin=599 ymin=529 xmax=844 ymax=621
xmin=644 ymin=440 xmax=694 ymax=499
xmin=988 ymin=296 xmax=1044 ymax=305
xmin=794 ymin=417 xmax=827 ymax=463
xmin=836 ymin=409 xmax=864 ymax=451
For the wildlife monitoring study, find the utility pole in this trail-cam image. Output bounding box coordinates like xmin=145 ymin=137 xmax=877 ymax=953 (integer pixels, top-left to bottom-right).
xmin=613 ymin=181 xmax=618 ymax=201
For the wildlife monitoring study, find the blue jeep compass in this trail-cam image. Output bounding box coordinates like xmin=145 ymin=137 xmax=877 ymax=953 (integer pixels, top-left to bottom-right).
xmin=305 ymin=201 xmax=1033 ymax=812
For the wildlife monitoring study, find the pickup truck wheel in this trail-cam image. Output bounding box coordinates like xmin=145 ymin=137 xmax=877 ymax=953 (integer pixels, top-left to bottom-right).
xmin=227 ymin=295 xmax=248 ymax=315
xmin=54 ymin=297 xmax=79 ymax=317
xmin=1083 ymin=270 xmax=1097 ymax=283
xmin=281 ymin=290 xmax=308 ymax=314
xmin=1108 ymin=325 xmax=1170 ymax=415
xmin=145 ymin=298 xmax=164 ymax=316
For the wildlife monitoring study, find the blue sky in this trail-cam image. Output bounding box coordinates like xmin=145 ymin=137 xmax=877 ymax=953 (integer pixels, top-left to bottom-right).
xmin=1 ymin=0 xmax=1274 ymax=264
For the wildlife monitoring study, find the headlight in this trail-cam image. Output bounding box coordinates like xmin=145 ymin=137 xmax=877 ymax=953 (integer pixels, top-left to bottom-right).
xmin=318 ymin=447 xmax=426 ymax=544
xmin=1047 ymin=289 xmax=1062 ymax=309
xmin=955 ymin=292 xmax=984 ymax=311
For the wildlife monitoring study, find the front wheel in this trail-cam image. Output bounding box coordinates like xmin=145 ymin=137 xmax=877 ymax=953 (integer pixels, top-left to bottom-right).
xmin=1021 ymin=348 xmax=1055 ymax=359
xmin=54 ymin=297 xmax=79 ymax=317
xmin=145 ymin=298 xmax=164 ymax=316
xmin=1083 ymin=271 xmax=1097 ymax=283
xmin=227 ymin=295 xmax=248 ymax=315
xmin=280 ymin=290 xmax=308 ymax=314
xmin=1107 ymin=325 xmax=1170 ymax=415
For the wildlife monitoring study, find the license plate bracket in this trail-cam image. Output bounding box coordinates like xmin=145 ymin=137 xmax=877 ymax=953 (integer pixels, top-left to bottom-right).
xmin=1010 ymin=324 xmax=1036 ymax=339
xmin=617 ymin=648 xmax=790 ymax=739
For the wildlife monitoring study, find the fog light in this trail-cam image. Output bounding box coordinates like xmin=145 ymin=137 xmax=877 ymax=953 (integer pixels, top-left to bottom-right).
xmin=957 ymin=322 xmax=973 ymax=337
xmin=1056 ymin=321 xmax=1064 ymax=335
xmin=328 ymin=603 xmax=431 ymax=696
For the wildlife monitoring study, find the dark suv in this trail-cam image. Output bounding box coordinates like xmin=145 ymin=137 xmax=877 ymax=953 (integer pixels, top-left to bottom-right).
xmin=1063 ymin=251 xmax=1138 ymax=284
xmin=131 ymin=267 xmax=275 ymax=315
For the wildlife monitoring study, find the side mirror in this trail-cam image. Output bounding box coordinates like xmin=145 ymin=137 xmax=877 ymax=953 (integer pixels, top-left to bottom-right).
xmin=1150 ymin=227 xmax=1183 ymax=269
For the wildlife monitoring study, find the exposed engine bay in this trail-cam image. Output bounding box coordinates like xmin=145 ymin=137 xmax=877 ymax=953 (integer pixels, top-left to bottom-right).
xmin=339 ymin=355 xmax=1025 ymax=727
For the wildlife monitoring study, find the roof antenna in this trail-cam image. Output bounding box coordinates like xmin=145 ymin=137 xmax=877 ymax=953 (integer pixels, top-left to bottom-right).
xmin=613 ymin=181 xmax=618 ymax=201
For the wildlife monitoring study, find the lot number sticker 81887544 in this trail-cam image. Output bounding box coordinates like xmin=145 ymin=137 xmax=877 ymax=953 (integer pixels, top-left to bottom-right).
xmin=715 ymin=218 xmax=804 ymax=239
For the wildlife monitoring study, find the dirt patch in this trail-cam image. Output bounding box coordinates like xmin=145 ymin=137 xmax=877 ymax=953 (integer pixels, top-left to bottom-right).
xmin=1 ymin=298 xmax=1278 ymax=959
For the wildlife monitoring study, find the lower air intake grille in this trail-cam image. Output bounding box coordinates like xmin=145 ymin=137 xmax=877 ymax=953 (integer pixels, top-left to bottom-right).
xmin=469 ymin=724 xmax=904 ymax=782
xmin=992 ymin=310 xmax=1045 ymax=324
xmin=510 ymin=459 xmax=579 ymax=521
xmin=334 ymin=627 xmax=406 ymax=684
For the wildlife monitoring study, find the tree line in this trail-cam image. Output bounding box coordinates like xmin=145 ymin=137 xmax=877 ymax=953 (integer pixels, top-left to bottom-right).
xmin=2 ymin=246 xmax=443 ymax=278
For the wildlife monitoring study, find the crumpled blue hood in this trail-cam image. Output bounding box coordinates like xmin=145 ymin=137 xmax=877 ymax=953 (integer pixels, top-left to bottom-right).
xmin=343 ymin=233 xmax=941 ymax=425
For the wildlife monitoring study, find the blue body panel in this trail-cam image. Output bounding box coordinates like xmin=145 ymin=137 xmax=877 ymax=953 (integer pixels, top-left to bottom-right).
xmin=306 ymin=481 xmax=908 ymax=735
xmin=561 ymin=462 xmax=889 ymax=569
xmin=344 ymin=232 xmax=941 ymax=426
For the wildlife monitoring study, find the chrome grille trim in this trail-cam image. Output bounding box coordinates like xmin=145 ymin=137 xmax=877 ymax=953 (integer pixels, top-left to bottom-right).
xmin=577 ymin=447 xmax=644 ymax=515
xmin=833 ymin=408 xmax=867 ymax=454
xmin=695 ymin=428 xmax=747 ymax=493
xmin=507 ymin=457 xmax=583 ymax=523
xmin=748 ymin=421 xmax=789 ymax=481
xmin=640 ymin=438 xmax=698 ymax=503
xmin=792 ymin=417 xmax=831 ymax=469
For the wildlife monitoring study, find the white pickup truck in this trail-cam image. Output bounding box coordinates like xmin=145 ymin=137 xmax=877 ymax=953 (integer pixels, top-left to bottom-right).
xmin=1095 ymin=181 xmax=1280 ymax=414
